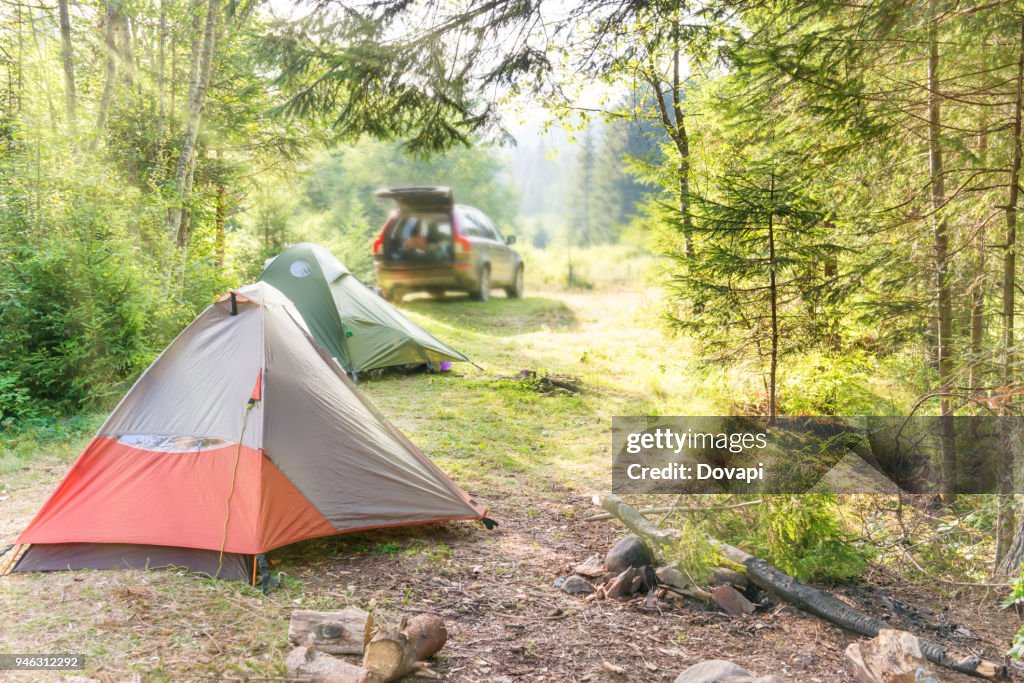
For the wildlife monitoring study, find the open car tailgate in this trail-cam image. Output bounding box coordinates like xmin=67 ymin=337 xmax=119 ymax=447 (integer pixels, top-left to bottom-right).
xmin=375 ymin=186 xmax=454 ymax=212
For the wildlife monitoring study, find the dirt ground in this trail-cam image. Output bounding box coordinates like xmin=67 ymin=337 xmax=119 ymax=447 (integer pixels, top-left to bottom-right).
xmin=284 ymin=494 xmax=1020 ymax=683
xmin=1 ymin=289 xmax=1022 ymax=681
xmin=2 ymin=479 xmax=1019 ymax=681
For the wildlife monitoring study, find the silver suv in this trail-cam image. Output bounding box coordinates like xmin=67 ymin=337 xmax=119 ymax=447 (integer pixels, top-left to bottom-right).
xmin=373 ymin=187 xmax=523 ymax=302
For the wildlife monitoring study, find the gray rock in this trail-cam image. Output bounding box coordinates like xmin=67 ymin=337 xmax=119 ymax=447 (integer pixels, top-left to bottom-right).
xmin=605 ymin=534 xmax=653 ymax=573
xmin=711 ymin=584 xmax=757 ymax=616
xmin=674 ymin=659 xmax=784 ymax=683
xmin=574 ymin=554 xmax=607 ymax=577
xmin=559 ymin=574 xmax=595 ymax=595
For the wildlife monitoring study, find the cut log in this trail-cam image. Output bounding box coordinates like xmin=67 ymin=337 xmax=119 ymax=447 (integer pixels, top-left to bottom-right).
xmin=289 ymin=607 xmax=374 ymax=655
xmin=846 ymin=629 xmax=964 ymax=683
xmin=594 ymin=494 xmax=1005 ymax=680
xmin=285 ymin=645 xmax=371 ymax=683
xmin=362 ymin=613 xmax=447 ymax=682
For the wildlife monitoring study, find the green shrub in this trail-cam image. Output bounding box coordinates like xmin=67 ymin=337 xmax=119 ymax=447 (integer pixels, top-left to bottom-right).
xmin=777 ymin=351 xmax=893 ymax=416
xmin=749 ymin=495 xmax=872 ymax=582
xmin=1004 ymin=573 xmax=1024 ymax=659
xmin=665 ymin=518 xmax=721 ymax=585
xmin=0 ymin=164 xmax=229 ymax=420
xmin=0 ymin=371 xmax=40 ymax=427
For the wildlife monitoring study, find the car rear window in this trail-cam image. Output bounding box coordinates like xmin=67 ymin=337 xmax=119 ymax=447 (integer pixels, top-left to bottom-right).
xmin=387 ymin=212 xmax=450 ymax=240
xmin=383 ymin=211 xmax=454 ymax=260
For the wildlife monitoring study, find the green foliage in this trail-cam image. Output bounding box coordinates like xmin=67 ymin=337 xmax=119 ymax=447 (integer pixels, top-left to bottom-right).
xmin=0 ymin=413 xmax=101 ymax=475
xmin=0 ymin=372 xmax=39 ymax=426
xmin=531 ymin=222 xmax=550 ymax=249
xmin=665 ymin=518 xmax=721 ymax=586
xmin=1003 ymin=573 xmax=1024 ymax=659
xmin=517 ymin=244 xmax=660 ymax=292
xmin=750 ymin=495 xmax=871 ymax=582
xmin=0 ymin=0 xmax=281 ymax=422
xmin=778 ymin=351 xmax=898 ymax=416
xmin=0 ymin=147 xmax=234 ymax=420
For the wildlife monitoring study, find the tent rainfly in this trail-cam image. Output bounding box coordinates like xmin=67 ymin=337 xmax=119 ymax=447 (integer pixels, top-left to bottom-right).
xmin=259 ymin=243 xmax=470 ymax=375
xmin=2 ymin=283 xmax=487 ymax=587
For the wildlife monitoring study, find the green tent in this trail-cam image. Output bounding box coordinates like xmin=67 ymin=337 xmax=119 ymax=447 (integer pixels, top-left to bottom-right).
xmin=259 ymin=243 xmax=470 ymax=374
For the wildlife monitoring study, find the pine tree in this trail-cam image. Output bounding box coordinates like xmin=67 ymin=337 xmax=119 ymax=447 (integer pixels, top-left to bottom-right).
xmin=671 ymin=148 xmax=841 ymax=420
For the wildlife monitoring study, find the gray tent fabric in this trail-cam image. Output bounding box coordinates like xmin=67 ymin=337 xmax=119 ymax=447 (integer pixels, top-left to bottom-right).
xmin=13 ymin=543 xmax=253 ymax=582
xmin=100 ymin=294 xmax=266 ymax=448
xmin=259 ymin=243 xmax=470 ymax=373
xmin=264 ymin=304 xmax=485 ymax=527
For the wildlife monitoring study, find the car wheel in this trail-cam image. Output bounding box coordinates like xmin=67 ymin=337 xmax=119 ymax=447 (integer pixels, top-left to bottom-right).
xmin=385 ymin=287 xmax=405 ymax=303
xmin=505 ymin=265 xmax=524 ymax=299
xmin=470 ymin=265 xmax=491 ymax=302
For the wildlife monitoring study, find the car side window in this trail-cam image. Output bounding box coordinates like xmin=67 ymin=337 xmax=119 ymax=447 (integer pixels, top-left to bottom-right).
xmin=482 ymin=216 xmax=503 ymax=242
xmin=470 ymin=211 xmax=498 ymax=241
xmin=459 ymin=211 xmax=482 ymax=238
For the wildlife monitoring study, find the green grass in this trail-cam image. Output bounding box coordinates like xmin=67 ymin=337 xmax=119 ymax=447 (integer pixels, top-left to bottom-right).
xmin=516 ymin=243 xmax=664 ymax=292
xmin=0 ymin=415 xmax=103 ymax=496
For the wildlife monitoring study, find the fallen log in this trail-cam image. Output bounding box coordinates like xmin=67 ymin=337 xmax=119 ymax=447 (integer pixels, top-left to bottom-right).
xmin=289 ymin=607 xmax=374 ymax=655
xmin=846 ymin=629 xmax=963 ymax=683
xmin=362 ymin=612 xmax=447 ymax=682
xmin=593 ymin=493 xmax=1005 ymax=680
xmin=285 ymin=645 xmax=371 ymax=683
xmin=585 ymin=499 xmax=762 ymax=522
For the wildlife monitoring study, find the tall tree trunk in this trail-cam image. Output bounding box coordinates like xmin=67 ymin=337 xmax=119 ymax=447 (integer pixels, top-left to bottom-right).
xmin=927 ymin=2 xmax=957 ymax=500
xmin=91 ymin=0 xmax=119 ymax=151
xmin=970 ymin=111 xmax=988 ymax=394
xmin=767 ymin=171 xmax=778 ymax=424
xmin=672 ymin=41 xmax=693 ymax=260
xmin=26 ymin=9 xmax=56 ymax=128
xmin=168 ymin=0 xmax=221 ymax=246
xmin=185 ymin=0 xmax=204 ymax=111
xmin=996 ymin=17 xmax=1024 ymax=575
xmin=15 ymin=0 xmax=23 ymax=103
xmin=170 ymin=31 xmax=177 ymax=123
xmin=118 ymin=13 xmax=134 ymax=91
xmin=56 ymin=0 xmax=75 ymax=131
xmin=155 ymin=0 xmax=166 ymax=144
xmin=214 ymin=174 xmax=226 ymax=266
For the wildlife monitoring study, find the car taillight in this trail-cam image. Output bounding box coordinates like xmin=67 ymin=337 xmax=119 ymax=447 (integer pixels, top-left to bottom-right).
xmin=452 ymin=212 xmax=471 ymax=254
xmin=373 ymin=217 xmax=394 ymax=255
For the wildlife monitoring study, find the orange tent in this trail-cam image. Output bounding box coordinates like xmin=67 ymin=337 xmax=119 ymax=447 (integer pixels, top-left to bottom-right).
xmin=3 ymin=283 xmax=486 ymax=586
